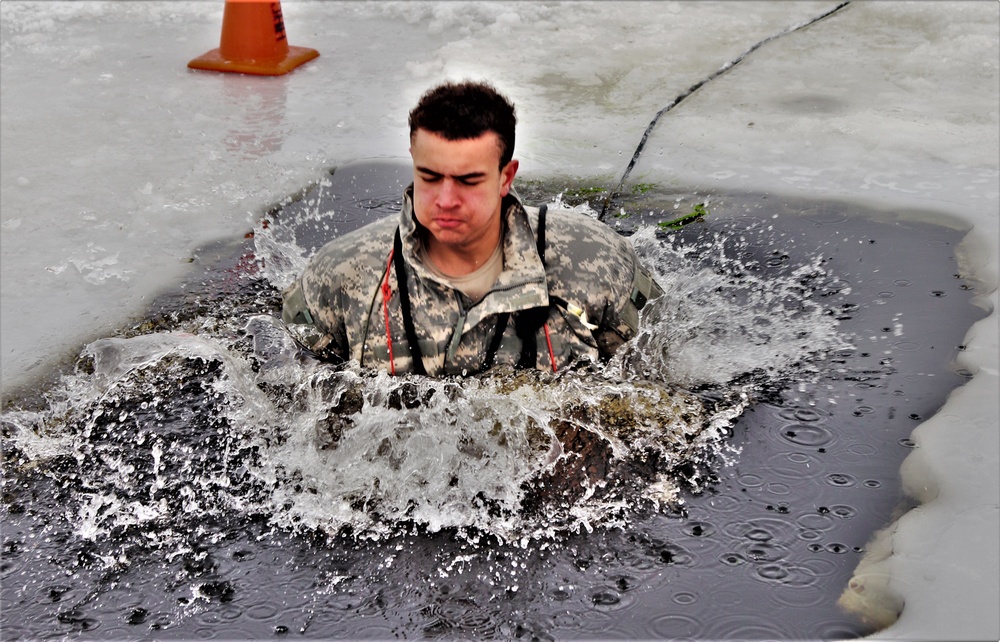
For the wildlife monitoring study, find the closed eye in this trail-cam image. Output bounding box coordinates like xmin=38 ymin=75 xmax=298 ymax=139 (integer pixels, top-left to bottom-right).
xmin=416 ymin=167 xmax=487 ymax=186
xmin=416 ymin=168 xmax=443 ymax=183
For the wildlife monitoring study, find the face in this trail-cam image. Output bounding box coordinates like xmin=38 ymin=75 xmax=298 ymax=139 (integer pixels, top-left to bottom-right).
xmin=409 ymin=129 xmax=518 ymax=259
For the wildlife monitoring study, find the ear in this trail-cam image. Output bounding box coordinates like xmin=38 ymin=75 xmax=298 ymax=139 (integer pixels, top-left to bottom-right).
xmin=499 ymin=159 xmax=519 ymax=196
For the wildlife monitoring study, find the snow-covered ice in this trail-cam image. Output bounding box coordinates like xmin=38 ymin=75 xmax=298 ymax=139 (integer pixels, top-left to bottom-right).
xmin=1 ymin=2 xmax=997 ymax=639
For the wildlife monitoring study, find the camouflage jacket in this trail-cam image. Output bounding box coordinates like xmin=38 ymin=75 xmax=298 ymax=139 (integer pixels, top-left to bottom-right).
xmin=281 ymin=186 xmax=660 ymax=376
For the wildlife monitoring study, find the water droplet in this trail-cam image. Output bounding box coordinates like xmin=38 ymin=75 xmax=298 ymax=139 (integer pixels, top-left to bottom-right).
xmin=591 ymin=589 xmax=620 ymax=606
xmin=825 ymin=473 xmax=857 ymax=487
xmin=829 ymin=505 xmax=857 ymax=519
xmin=746 ymin=527 xmax=774 ymax=542
xmin=672 ymin=591 xmax=697 ymax=605
xmin=685 ymin=521 xmax=713 ymax=537
xmin=126 ymin=607 xmax=148 ymax=625
xmin=757 ymin=564 xmax=790 ymax=580
xmin=779 ymin=423 xmax=833 ymax=447
xmin=792 ymin=409 xmax=822 ymax=422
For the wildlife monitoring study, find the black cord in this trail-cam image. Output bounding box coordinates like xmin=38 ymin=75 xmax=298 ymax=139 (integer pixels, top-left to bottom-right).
xmin=598 ymin=1 xmax=851 ymax=222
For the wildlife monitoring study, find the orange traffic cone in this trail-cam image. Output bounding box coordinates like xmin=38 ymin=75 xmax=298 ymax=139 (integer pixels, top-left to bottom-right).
xmin=188 ymin=1 xmax=319 ymax=76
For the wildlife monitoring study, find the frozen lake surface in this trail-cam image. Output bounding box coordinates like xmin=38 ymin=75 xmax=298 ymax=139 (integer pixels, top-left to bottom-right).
xmin=2 ymin=1 xmax=997 ymax=639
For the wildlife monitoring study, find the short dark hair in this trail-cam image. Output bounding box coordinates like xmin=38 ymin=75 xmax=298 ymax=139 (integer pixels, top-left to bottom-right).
xmin=408 ymin=81 xmax=517 ymax=168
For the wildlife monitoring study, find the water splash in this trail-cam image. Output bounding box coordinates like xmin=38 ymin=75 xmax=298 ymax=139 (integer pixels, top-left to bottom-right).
xmin=3 ymin=184 xmax=984 ymax=639
xmin=4 ymin=322 xmax=749 ymax=548
xmin=615 ymin=224 xmax=849 ymax=389
xmin=2 ymin=188 xmax=848 ymax=572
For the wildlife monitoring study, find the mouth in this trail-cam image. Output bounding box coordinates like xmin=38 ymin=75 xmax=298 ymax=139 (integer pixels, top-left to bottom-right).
xmin=432 ymin=216 xmax=464 ymax=230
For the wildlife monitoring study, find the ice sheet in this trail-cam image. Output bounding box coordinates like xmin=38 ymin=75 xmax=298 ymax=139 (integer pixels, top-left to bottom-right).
xmin=1 ymin=2 xmax=997 ymax=638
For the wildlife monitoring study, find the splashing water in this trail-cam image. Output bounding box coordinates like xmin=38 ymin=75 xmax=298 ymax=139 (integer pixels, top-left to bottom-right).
xmin=617 ymin=223 xmax=848 ymax=389
xmin=0 ymin=168 xmax=859 ymax=642
xmin=3 ymin=183 xmax=847 ymax=564
xmin=4 ymin=319 xmax=744 ymax=547
xmin=2 ymin=167 xmax=986 ymax=638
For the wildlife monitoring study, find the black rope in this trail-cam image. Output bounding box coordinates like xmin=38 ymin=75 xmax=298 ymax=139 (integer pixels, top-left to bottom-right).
xmin=392 ymin=228 xmax=427 ymax=375
xmin=535 ymin=204 xmax=548 ymax=268
xmin=513 ymin=204 xmax=550 ymax=370
xmin=482 ymin=312 xmax=510 ymax=371
xmin=597 ymin=1 xmax=851 ymax=222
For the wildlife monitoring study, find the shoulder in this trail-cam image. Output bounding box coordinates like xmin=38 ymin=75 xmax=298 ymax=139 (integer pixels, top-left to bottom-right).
xmin=305 ymin=215 xmax=398 ymax=280
xmin=541 ymin=206 xmax=636 ymax=269
xmin=298 ymin=214 xmax=398 ymax=307
xmin=535 ymin=206 xmax=638 ymax=314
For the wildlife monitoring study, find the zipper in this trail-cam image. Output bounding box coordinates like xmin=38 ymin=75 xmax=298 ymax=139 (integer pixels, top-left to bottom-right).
xmin=445 ymin=291 xmax=468 ymax=362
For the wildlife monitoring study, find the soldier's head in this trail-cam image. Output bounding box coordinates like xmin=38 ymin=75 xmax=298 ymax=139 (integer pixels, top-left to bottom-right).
xmin=407 ymin=81 xmax=521 ymax=269
xmin=408 ymin=81 xmax=517 ymax=170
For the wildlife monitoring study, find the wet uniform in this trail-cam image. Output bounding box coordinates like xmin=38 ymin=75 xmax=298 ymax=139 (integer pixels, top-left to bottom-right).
xmin=281 ymin=185 xmax=661 ymax=376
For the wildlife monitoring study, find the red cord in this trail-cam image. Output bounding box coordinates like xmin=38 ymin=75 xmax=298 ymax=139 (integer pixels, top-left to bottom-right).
xmin=382 ymin=249 xmax=395 ymax=375
xmin=543 ymin=323 xmax=557 ymax=372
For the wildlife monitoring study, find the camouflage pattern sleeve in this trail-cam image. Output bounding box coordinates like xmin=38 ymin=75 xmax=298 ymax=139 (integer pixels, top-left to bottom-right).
xmin=281 ymin=216 xmax=399 ymax=363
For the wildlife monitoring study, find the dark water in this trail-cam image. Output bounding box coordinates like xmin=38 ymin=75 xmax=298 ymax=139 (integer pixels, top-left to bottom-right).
xmin=1 ymin=161 xmax=988 ymax=640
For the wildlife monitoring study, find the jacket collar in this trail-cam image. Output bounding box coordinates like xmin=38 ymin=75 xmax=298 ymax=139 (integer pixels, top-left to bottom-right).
xmin=398 ymin=184 xmax=549 ymax=327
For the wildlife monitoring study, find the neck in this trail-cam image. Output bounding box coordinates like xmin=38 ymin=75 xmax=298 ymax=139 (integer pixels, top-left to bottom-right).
xmin=424 ymin=229 xmax=501 ymax=277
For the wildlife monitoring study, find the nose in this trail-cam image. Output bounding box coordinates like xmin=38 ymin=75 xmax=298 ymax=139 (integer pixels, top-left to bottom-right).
xmin=435 ymin=179 xmax=461 ymax=209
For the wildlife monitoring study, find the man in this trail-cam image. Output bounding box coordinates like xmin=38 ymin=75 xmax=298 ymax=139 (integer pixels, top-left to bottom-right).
xmin=282 ymin=80 xmax=661 ymax=376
